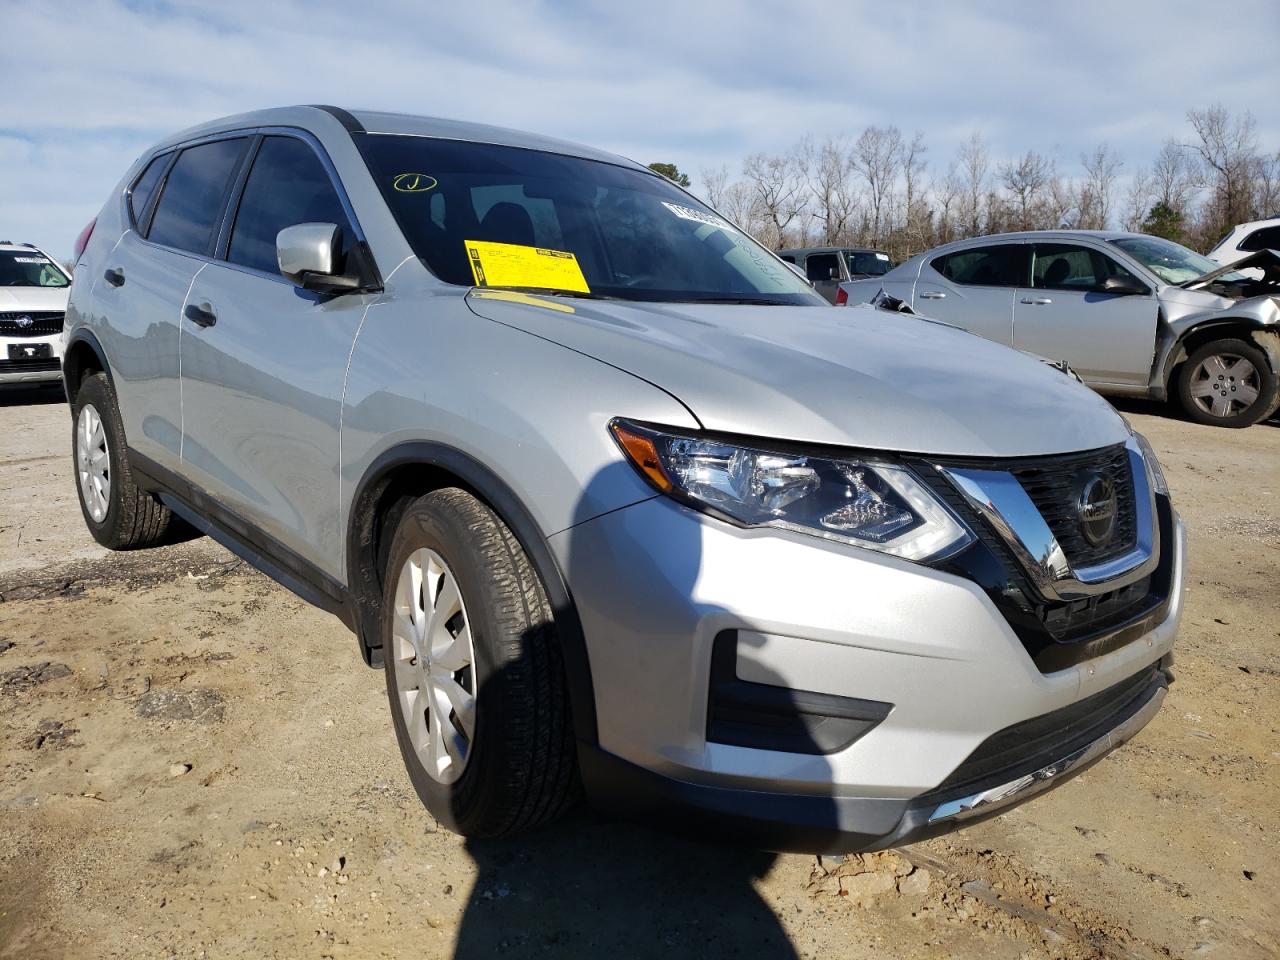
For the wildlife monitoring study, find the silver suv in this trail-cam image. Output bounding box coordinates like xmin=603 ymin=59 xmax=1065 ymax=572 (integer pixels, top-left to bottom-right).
xmin=64 ymin=107 xmax=1184 ymax=851
xmin=840 ymin=230 xmax=1280 ymax=428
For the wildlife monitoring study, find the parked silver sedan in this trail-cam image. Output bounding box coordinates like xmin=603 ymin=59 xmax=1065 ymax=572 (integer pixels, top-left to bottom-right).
xmin=840 ymin=230 xmax=1280 ymax=427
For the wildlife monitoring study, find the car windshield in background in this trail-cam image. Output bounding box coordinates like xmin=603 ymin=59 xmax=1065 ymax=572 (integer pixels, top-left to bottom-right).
xmin=358 ymin=136 xmax=820 ymax=305
xmin=846 ymin=250 xmax=891 ymax=276
xmin=1110 ymin=236 xmax=1242 ymax=286
xmin=0 ymin=251 xmax=69 ymax=287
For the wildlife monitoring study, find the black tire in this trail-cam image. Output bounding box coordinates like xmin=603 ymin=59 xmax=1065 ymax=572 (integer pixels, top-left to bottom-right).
xmin=381 ymin=488 xmax=578 ymax=836
xmin=71 ymin=371 xmax=185 ymax=549
xmin=1176 ymin=338 xmax=1278 ymax=428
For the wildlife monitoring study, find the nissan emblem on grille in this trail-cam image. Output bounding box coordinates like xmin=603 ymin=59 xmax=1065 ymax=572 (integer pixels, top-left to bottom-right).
xmin=1077 ymin=472 xmax=1117 ymax=547
xmin=16 ymin=315 xmax=34 ymax=329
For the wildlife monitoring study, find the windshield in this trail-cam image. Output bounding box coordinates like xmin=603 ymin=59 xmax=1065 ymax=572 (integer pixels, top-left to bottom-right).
xmin=0 ymin=250 xmax=69 ymax=288
xmin=358 ymin=136 xmax=821 ymax=305
xmin=845 ymin=250 xmax=891 ymax=276
xmin=1110 ymin=236 xmax=1242 ymax=285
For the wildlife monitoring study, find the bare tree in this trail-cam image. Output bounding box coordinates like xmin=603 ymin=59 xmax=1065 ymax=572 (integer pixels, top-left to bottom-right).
xmin=999 ymin=150 xmax=1051 ymax=231
xmin=800 ymin=135 xmax=859 ymax=245
xmin=1077 ymin=143 xmax=1122 ymax=230
xmin=1121 ymin=167 xmax=1155 ymax=232
xmin=1151 ymin=139 xmax=1199 ymax=215
xmin=742 ymin=151 xmax=808 ymax=247
xmin=955 ymin=132 xmax=989 ymax=238
xmin=698 ymin=164 xmax=732 ymax=212
xmin=851 ymin=125 xmax=903 ymax=246
xmin=898 ymin=132 xmax=928 ymax=254
xmin=1183 ymin=105 xmax=1259 ymax=240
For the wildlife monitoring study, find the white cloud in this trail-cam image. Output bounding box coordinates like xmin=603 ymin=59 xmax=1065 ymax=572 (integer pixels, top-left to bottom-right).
xmin=3 ymin=0 xmax=1277 ymax=254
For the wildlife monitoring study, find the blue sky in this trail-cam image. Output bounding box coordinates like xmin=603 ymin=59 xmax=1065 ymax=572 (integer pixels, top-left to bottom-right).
xmin=3 ymin=0 xmax=1278 ymax=256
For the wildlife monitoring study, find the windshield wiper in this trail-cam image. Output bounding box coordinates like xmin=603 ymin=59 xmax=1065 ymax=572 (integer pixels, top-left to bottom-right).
xmin=475 ymin=285 xmax=615 ymax=301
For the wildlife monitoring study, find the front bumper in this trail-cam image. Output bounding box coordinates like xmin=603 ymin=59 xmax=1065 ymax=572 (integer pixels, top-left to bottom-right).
xmin=0 ymin=332 xmax=63 ymax=385
xmin=551 ymin=495 xmax=1185 ymax=852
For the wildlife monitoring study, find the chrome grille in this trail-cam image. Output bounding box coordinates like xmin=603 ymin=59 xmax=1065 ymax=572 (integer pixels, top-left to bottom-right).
xmin=1008 ymin=444 xmax=1137 ymax=568
xmin=0 ymin=311 xmax=65 ymax=336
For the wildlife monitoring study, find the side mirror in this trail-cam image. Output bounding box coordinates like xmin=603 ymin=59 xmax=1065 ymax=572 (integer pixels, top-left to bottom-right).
xmin=277 ymin=222 xmax=361 ymax=292
xmin=1100 ymin=275 xmax=1147 ymax=296
xmin=828 ymin=266 xmax=840 ymax=281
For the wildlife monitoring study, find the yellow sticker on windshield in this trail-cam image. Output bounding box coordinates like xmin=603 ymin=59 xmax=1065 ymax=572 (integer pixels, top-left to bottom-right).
xmin=464 ymin=240 xmax=590 ymax=293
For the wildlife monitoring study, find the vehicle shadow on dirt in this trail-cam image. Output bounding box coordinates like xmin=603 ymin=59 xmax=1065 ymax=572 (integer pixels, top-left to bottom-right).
xmin=458 ymin=817 xmax=796 ymax=958
xmin=0 ymin=384 xmax=64 ymax=407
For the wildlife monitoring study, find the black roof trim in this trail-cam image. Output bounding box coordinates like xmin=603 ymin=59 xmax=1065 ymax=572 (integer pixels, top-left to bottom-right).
xmin=309 ymin=105 xmax=365 ymax=134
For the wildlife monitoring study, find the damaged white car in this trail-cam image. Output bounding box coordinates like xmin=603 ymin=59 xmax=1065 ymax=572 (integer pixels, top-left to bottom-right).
xmin=838 ymin=231 xmax=1280 ymax=428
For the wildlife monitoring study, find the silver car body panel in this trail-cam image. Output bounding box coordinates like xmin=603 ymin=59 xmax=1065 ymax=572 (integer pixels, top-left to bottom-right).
xmin=464 ymin=295 xmax=1129 ymax=458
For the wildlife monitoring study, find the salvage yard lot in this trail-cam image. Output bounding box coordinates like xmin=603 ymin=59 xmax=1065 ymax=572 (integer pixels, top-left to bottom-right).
xmin=1 ymin=387 xmax=1277 ymax=960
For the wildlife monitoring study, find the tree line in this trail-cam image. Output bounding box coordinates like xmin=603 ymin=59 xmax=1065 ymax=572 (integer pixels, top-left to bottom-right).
xmin=652 ymin=104 xmax=1279 ymax=261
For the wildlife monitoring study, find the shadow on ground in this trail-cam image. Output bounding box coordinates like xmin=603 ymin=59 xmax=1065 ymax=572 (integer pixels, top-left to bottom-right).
xmin=0 ymin=383 xmax=64 ymax=407
xmin=458 ymin=812 xmax=797 ymax=959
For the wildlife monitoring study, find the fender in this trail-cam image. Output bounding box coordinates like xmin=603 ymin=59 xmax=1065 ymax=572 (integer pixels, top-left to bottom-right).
xmin=1153 ymin=315 xmax=1274 ymax=397
xmin=61 ymin=327 xmax=116 ymax=401
xmin=346 ymin=440 xmax=598 ymax=746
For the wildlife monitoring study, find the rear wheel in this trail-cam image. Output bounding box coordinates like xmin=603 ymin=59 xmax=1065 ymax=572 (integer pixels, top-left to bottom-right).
xmin=72 ymin=371 xmax=186 ymax=548
xmin=381 ymin=488 xmax=578 ymax=836
xmin=1176 ymin=338 xmax=1277 ymax=428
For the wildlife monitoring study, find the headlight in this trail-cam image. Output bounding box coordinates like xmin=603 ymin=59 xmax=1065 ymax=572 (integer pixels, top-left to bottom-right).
xmin=1130 ymin=429 xmax=1169 ymax=496
xmin=610 ymin=420 xmax=974 ymax=562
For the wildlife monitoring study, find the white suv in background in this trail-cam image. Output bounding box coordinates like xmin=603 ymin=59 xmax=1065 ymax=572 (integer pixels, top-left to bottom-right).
xmin=0 ymin=241 xmax=71 ymax=387
xmin=1208 ymin=217 xmax=1280 ymax=274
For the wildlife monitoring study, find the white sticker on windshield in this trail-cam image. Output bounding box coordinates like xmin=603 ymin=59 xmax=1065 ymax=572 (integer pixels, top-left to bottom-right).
xmin=13 ymin=257 xmax=51 ymax=264
xmin=661 ymin=201 xmax=730 ymax=230
xmin=875 ymin=252 xmax=889 ymax=261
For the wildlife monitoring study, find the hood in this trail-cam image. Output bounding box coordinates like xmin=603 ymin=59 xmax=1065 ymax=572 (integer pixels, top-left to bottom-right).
xmin=465 ymin=292 xmax=1128 ymax=458
xmin=0 ymin=286 xmax=70 ymax=312
xmin=1182 ymin=248 xmax=1280 ymax=291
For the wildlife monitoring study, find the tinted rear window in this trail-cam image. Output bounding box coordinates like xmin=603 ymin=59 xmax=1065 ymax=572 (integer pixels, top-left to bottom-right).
xmin=148 ymin=138 xmax=248 ymax=255
xmin=128 ymin=154 xmax=168 ymax=228
xmin=932 ymin=245 xmax=1026 ymax=286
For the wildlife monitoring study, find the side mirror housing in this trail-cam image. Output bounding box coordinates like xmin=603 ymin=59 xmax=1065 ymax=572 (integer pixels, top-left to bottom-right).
xmin=277 ymin=222 xmax=362 ymax=293
xmin=1100 ymin=275 xmax=1148 ymax=296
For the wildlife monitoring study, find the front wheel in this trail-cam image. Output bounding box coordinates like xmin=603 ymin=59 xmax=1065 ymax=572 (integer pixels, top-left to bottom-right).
xmin=1176 ymin=338 xmax=1278 ymax=428
xmin=381 ymin=488 xmax=578 ymax=836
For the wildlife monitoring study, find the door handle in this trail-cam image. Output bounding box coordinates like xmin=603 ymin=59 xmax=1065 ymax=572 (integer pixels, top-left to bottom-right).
xmin=184 ymin=302 xmax=217 ymax=328
xmin=919 ymin=291 xmax=946 ymax=300
xmin=1020 ymin=297 xmax=1053 ymax=305
xmin=103 ymin=267 xmax=125 ymax=287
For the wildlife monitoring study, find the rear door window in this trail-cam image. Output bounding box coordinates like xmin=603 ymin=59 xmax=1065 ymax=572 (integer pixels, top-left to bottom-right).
xmin=932 ymin=245 xmax=1027 ymax=286
xmin=128 ymin=154 xmax=169 ymax=230
xmin=148 ymin=138 xmax=249 ymax=255
xmin=805 ymin=252 xmax=840 ymax=282
xmin=227 ymin=136 xmax=353 ymax=276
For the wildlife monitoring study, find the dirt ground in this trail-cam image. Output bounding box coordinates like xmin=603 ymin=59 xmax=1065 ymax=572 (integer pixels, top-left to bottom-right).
xmin=1 ymin=384 xmax=1276 ymax=960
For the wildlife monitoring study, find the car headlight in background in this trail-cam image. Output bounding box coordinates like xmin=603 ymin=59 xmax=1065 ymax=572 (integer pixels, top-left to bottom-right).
xmin=610 ymin=420 xmax=974 ymax=562
xmin=1129 ymin=429 xmax=1170 ymax=496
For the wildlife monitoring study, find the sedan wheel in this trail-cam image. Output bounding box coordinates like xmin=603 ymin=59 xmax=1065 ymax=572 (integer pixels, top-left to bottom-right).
xmin=1176 ymin=338 xmax=1278 ymax=428
xmin=1187 ymin=352 xmax=1260 ymax=419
